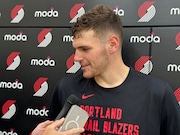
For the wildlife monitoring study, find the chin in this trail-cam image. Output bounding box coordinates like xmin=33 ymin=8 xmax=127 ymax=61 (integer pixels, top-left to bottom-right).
xmin=82 ymin=72 xmax=93 ymax=79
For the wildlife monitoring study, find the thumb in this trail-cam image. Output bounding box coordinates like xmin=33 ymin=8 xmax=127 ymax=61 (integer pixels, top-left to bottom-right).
xmin=50 ymin=117 xmax=65 ymax=129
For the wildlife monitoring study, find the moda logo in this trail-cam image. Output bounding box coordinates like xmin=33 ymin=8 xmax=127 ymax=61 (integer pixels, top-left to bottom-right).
xmin=0 ymin=79 xmax=23 ymax=89
xmin=62 ymin=35 xmax=73 ymax=42
xmin=0 ymin=129 xmax=18 ymax=135
xmin=34 ymin=7 xmax=58 ymax=18
xmin=1 ymin=100 xmax=16 ymax=119
xmin=26 ymin=106 xmax=49 ymax=116
xmin=175 ymin=32 xmax=180 ymax=50
xmin=33 ymin=77 xmax=48 ymax=97
xmin=66 ymin=54 xmax=81 ymax=73
xmin=174 ymin=87 xmax=180 ymax=105
xmin=6 ymin=52 xmax=21 ymax=71
xmin=70 ymin=3 xmax=85 ymax=23
xmin=30 ymin=56 xmax=55 ymax=67
xmin=135 ymin=56 xmax=153 ymax=75
xmin=113 ymin=5 xmax=124 ymax=16
xmin=4 ymin=31 xmax=27 ymax=42
xmin=138 ymin=1 xmax=156 ymax=22
xmin=37 ymin=29 xmax=52 ymax=47
xmin=170 ymin=8 xmax=180 ymax=15
xmin=167 ymin=64 xmax=180 ymax=72
xmin=130 ymin=32 xmax=160 ymax=43
xmin=11 ymin=5 xmax=24 ymax=23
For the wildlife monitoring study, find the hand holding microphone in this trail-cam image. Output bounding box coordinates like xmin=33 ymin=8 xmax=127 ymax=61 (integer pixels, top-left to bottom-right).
xmin=55 ymin=94 xmax=80 ymax=120
xmin=32 ymin=118 xmax=85 ymax=135
xmin=32 ymin=94 xmax=87 ymax=135
xmin=56 ymin=94 xmax=89 ymax=133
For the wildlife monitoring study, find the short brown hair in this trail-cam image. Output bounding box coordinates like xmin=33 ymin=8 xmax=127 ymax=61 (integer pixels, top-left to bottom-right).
xmin=72 ymin=4 xmax=123 ymax=43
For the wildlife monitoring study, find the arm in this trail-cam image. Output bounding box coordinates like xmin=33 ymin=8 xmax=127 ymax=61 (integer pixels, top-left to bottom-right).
xmin=161 ymin=84 xmax=180 ymax=135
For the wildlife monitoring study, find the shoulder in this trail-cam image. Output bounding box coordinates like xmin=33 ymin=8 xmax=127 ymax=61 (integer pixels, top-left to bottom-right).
xmin=129 ymin=67 xmax=173 ymax=94
xmin=58 ymin=70 xmax=87 ymax=85
xmin=54 ymin=70 xmax=90 ymax=92
xmin=130 ymin=67 xmax=168 ymax=85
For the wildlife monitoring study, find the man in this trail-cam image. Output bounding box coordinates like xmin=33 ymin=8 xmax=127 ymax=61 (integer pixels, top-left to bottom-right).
xmin=34 ymin=4 xmax=180 ymax=135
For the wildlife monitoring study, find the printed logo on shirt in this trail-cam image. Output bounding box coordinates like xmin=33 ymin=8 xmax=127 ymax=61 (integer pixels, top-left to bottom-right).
xmin=82 ymin=94 xmax=95 ymax=99
xmin=80 ymin=105 xmax=140 ymax=134
xmin=1 ymin=100 xmax=16 ymax=119
xmin=33 ymin=77 xmax=48 ymax=97
xmin=66 ymin=54 xmax=81 ymax=73
xmin=138 ymin=1 xmax=156 ymax=22
xmin=175 ymin=32 xmax=180 ymax=50
xmin=10 ymin=5 xmax=24 ymax=23
xmin=37 ymin=29 xmax=52 ymax=47
xmin=69 ymin=3 xmax=85 ymax=23
xmin=6 ymin=52 xmax=21 ymax=71
xmin=134 ymin=56 xmax=153 ymax=75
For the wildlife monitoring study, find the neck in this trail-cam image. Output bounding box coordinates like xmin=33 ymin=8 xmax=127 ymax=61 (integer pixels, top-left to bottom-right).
xmin=94 ymin=60 xmax=130 ymax=88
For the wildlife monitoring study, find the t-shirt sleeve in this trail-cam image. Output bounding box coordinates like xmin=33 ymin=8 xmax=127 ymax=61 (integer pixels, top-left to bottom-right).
xmin=160 ymin=83 xmax=180 ymax=135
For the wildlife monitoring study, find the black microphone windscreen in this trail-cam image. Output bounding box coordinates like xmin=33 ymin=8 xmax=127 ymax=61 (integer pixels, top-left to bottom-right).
xmin=67 ymin=94 xmax=80 ymax=105
xmin=55 ymin=94 xmax=79 ymax=120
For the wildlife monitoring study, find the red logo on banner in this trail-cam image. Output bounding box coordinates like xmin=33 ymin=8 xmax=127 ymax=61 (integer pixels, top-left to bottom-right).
xmin=135 ymin=56 xmax=153 ymax=75
xmin=1 ymin=100 xmax=16 ymax=119
xmin=138 ymin=1 xmax=156 ymax=22
xmin=6 ymin=52 xmax=21 ymax=70
xmin=174 ymin=87 xmax=180 ymax=105
xmin=11 ymin=5 xmax=24 ymax=23
xmin=33 ymin=77 xmax=48 ymax=97
xmin=66 ymin=54 xmax=81 ymax=73
xmin=37 ymin=29 xmax=52 ymax=47
xmin=69 ymin=3 xmax=85 ymax=23
xmin=175 ymin=32 xmax=180 ymax=50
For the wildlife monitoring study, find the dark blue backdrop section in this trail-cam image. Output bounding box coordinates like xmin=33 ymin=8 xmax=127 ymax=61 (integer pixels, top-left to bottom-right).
xmin=0 ymin=0 xmax=180 ymax=134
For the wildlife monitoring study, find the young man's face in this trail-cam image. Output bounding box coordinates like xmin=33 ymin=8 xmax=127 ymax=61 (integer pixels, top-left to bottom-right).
xmin=72 ymin=30 xmax=109 ymax=79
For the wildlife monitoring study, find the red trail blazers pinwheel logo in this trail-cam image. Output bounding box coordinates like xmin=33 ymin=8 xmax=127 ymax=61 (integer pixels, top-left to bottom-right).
xmin=33 ymin=77 xmax=48 ymax=97
xmin=11 ymin=5 xmax=24 ymax=23
xmin=138 ymin=1 xmax=156 ymax=22
xmin=135 ymin=56 xmax=153 ymax=75
xmin=174 ymin=87 xmax=180 ymax=105
xmin=70 ymin=3 xmax=85 ymax=23
xmin=37 ymin=29 xmax=52 ymax=47
xmin=6 ymin=52 xmax=21 ymax=70
xmin=66 ymin=54 xmax=81 ymax=73
xmin=175 ymin=32 xmax=180 ymax=50
xmin=1 ymin=100 xmax=16 ymax=119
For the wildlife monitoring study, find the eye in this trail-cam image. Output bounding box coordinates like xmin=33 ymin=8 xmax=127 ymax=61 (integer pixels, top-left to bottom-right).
xmin=83 ymin=48 xmax=89 ymax=51
xmin=80 ymin=47 xmax=90 ymax=52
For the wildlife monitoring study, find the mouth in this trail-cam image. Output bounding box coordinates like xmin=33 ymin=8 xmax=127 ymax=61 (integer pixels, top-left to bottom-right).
xmin=81 ymin=64 xmax=89 ymax=70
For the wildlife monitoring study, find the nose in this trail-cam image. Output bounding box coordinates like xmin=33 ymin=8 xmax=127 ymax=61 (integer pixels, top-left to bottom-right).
xmin=74 ymin=50 xmax=83 ymax=62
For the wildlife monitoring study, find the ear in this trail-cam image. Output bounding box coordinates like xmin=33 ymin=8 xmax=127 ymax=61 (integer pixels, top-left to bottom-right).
xmin=107 ymin=35 xmax=120 ymax=54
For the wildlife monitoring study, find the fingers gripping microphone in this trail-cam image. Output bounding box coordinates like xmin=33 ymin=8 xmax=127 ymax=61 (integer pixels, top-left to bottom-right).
xmin=55 ymin=94 xmax=79 ymax=120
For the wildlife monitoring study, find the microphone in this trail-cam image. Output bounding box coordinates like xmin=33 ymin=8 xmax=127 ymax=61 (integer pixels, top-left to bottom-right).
xmin=55 ymin=94 xmax=79 ymax=120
